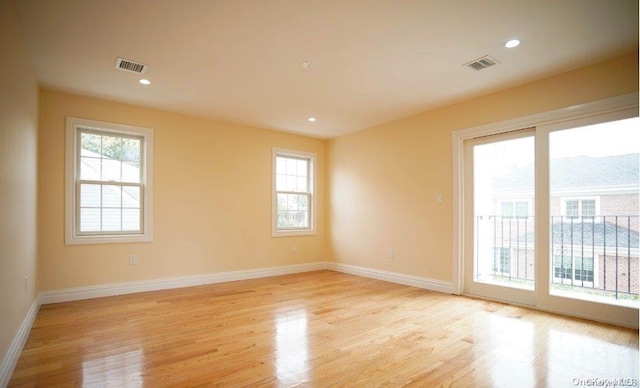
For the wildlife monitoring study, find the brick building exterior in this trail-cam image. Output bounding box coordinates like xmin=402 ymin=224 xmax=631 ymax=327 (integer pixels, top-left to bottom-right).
xmin=485 ymin=153 xmax=639 ymax=299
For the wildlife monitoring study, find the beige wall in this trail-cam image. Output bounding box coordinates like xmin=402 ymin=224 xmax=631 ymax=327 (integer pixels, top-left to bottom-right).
xmin=13 ymin=13 xmax=640 ymax=304
xmin=326 ymin=53 xmax=639 ymax=282
xmin=38 ymin=90 xmax=326 ymax=291
xmin=0 ymin=0 xmax=39 ymax=368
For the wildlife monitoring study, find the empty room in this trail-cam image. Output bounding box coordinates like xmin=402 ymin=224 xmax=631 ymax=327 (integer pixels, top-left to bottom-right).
xmin=1 ymin=0 xmax=639 ymax=386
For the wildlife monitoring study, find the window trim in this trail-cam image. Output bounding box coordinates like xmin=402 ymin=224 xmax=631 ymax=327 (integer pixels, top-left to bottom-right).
xmin=65 ymin=117 xmax=154 ymax=244
xmin=272 ymin=147 xmax=317 ymax=237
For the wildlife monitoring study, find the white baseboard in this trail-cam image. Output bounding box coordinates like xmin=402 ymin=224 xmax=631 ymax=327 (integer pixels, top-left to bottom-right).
xmin=39 ymin=262 xmax=327 ymax=305
xmin=0 ymin=299 xmax=39 ymax=388
xmin=39 ymin=261 xmax=452 ymax=305
xmin=327 ymin=262 xmax=453 ymax=294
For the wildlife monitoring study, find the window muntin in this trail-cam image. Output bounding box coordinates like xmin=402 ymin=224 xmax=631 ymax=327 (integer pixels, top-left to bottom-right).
xmin=66 ymin=117 xmax=153 ymax=244
xmin=563 ymin=198 xmax=597 ymax=219
xmin=565 ymin=200 xmax=580 ymax=218
xmin=273 ymin=148 xmax=316 ymax=236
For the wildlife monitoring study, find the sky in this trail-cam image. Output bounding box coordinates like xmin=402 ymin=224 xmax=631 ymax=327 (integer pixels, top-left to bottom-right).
xmin=550 ymin=117 xmax=639 ymax=159
xmin=475 ymin=116 xmax=639 ymax=179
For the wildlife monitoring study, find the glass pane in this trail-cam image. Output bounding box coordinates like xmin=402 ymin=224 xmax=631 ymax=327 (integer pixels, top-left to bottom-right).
xmin=286 ymin=158 xmax=297 ymax=175
xmin=582 ymin=200 xmax=596 ymax=217
xmin=80 ymin=132 xmax=101 ymax=157
xmin=287 ymin=194 xmax=299 ymax=210
xmin=515 ymin=202 xmax=528 ymax=217
xmin=80 ymin=184 xmax=101 ymax=207
xmin=100 ymin=135 xmax=122 ymax=160
xmin=565 ymin=200 xmax=579 ymax=217
xmin=474 ymin=135 xmax=535 ymax=290
xmin=297 ymin=177 xmax=307 ymax=192
xmin=80 ymin=208 xmax=100 ymax=232
xmin=122 ymin=161 xmax=141 ymax=183
xmin=101 ymin=158 xmax=121 ymax=181
xmin=299 ymin=195 xmax=308 ymax=210
xmin=122 ymin=186 xmax=140 ymax=208
xmin=80 ymin=157 xmax=101 ymax=180
xmin=277 ymin=210 xmax=288 ymax=228
xmin=277 ymin=193 xmax=287 ymax=209
xmin=277 ymin=193 xmax=309 ymax=229
xmin=121 ymin=138 xmax=141 ymax=161
xmin=122 ymin=209 xmax=140 ymax=231
xmin=296 ymin=159 xmax=308 ymax=177
xmin=549 ymin=117 xmax=639 ymax=307
xmin=102 ymin=209 xmax=121 ymax=231
xmin=286 ymin=176 xmax=297 ymax=191
xmin=102 ymin=185 xmax=122 ymax=207
xmin=276 ymin=174 xmax=286 ymax=191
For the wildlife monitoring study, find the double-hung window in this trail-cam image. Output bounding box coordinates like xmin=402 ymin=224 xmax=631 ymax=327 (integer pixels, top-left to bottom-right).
xmin=65 ymin=117 xmax=153 ymax=244
xmin=563 ymin=197 xmax=598 ymax=219
xmin=554 ymin=255 xmax=594 ymax=283
xmin=272 ymin=148 xmax=316 ymax=236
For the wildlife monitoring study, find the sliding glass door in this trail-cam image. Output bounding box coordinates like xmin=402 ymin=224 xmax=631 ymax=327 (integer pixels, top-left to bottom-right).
xmin=548 ymin=117 xmax=639 ymax=308
xmin=457 ymin=96 xmax=639 ymax=326
xmin=464 ymin=130 xmax=536 ymax=306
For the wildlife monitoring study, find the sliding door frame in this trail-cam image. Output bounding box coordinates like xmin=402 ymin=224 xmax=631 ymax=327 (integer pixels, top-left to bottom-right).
xmin=463 ymin=129 xmax=537 ymax=306
xmin=452 ymin=92 xmax=639 ymax=328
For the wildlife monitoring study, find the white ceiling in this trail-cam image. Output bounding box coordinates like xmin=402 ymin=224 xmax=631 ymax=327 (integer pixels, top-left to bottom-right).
xmin=14 ymin=0 xmax=639 ymax=138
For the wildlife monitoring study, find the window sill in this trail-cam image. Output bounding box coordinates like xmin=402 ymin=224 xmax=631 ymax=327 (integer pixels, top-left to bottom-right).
xmin=272 ymin=230 xmax=317 ymax=238
xmin=66 ymin=234 xmax=153 ymax=245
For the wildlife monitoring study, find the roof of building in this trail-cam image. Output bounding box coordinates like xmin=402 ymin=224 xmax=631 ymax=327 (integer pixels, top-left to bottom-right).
xmin=551 ymin=219 xmax=639 ymax=249
xmin=511 ymin=218 xmax=639 ymax=249
xmin=493 ymin=153 xmax=638 ymax=192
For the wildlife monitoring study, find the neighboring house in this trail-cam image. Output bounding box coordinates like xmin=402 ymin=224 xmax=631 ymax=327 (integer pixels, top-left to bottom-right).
xmin=489 ymin=153 xmax=639 ymax=297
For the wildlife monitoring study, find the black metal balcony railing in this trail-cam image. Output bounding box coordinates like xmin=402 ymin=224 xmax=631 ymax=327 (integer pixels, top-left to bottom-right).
xmin=476 ymin=215 xmax=639 ymax=301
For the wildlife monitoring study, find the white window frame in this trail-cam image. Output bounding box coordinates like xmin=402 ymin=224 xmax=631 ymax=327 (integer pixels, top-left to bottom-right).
xmin=272 ymin=147 xmax=317 ymax=237
xmin=561 ymin=196 xmax=600 ymax=219
xmin=65 ymin=117 xmax=154 ymax=244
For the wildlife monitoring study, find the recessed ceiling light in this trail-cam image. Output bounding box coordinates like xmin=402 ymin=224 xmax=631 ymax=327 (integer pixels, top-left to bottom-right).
xmin=308 ymin=117 xmax=316 ymax=122
xmin=505 ymin=39 xmax=520 ymax=48
xmin=139 ymin=79 xmax=151 ymax=85
xmin=301 ymin=60 xmax=313 ymax=69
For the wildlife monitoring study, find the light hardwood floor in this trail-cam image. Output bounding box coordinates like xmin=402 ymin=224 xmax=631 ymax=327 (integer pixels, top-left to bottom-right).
xmin=9 ymin=271 xmax=639 ymax=387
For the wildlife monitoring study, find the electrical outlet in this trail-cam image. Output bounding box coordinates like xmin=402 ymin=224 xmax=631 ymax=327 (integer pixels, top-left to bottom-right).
xmin=292 ymin=244 xmax=298 ymax=253
xmin=129 ymin=254 xmax=138 ymax=265
xmin=388 ymin=248 xmax=395 ymax=259
xmin=436 ymin=193 xmax=443 ymax=203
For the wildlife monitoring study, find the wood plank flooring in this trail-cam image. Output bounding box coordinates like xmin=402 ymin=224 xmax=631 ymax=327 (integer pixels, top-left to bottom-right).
xmin=9 ymin=270 xmax=639 ymax=387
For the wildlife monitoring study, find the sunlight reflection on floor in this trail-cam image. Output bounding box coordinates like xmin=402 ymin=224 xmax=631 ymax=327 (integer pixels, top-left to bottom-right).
xmin=484 ymin=315 xmax=536 ymax=387
xmin=275 ymin=309 xmax=309 ymax=385
xmin=82 ymin=349 xmax=144 ymax=387
xmin=546 ymin=329 xmax=639 ymax=386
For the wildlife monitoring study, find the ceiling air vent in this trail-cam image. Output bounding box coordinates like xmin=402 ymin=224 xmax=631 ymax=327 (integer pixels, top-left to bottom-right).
xmin=115 ymin=57 xmax=148 ymax=74
xmin=463 ymin=55 xmax=500 ymax=71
